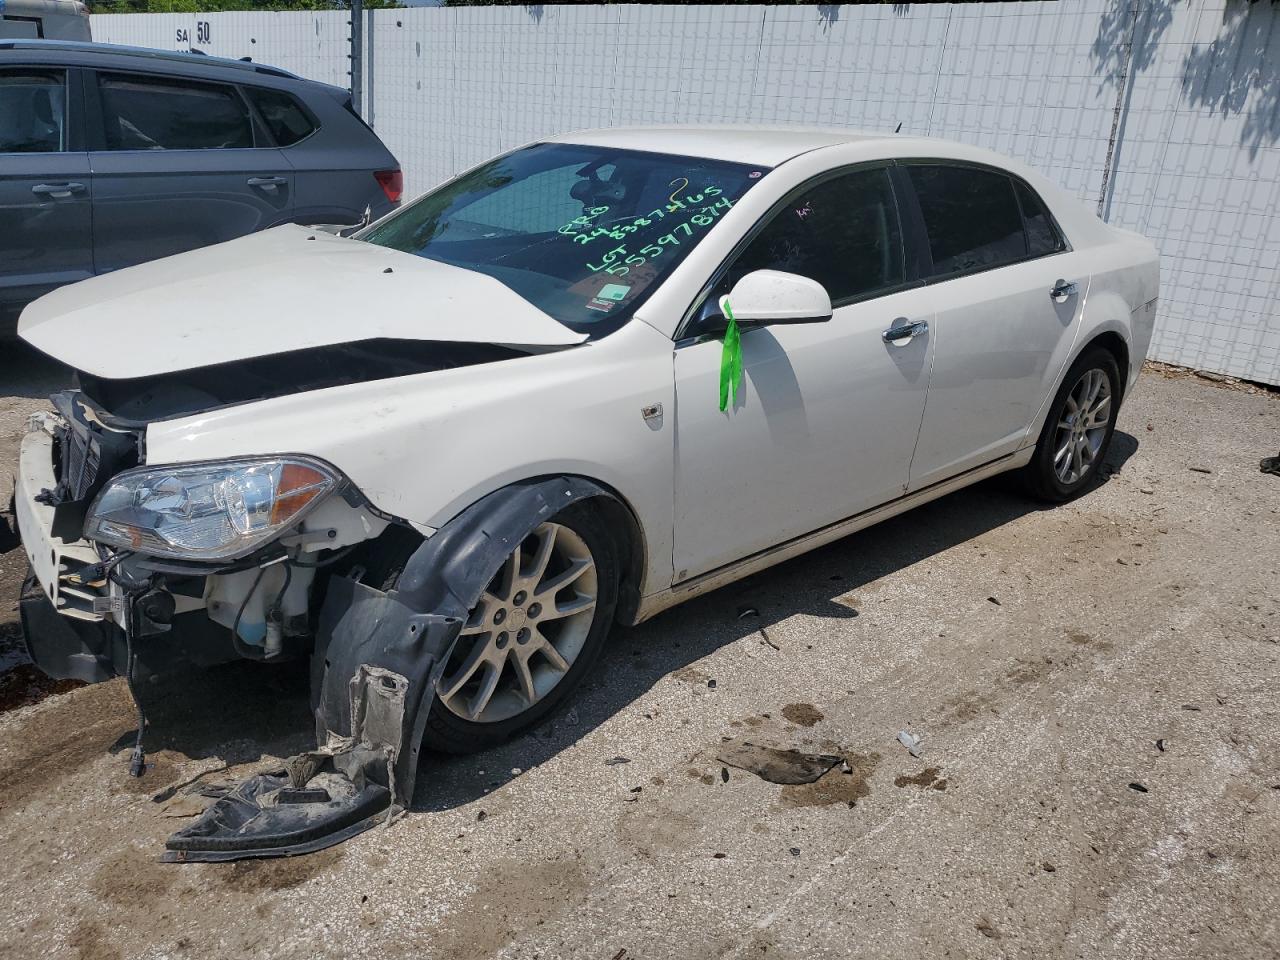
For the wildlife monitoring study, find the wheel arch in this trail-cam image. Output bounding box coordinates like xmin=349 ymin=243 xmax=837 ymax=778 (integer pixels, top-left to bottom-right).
xmin=408 ymin=473 xmax=649 ymax=626
xmin=1082 ymin=330 xmax=1130 ymax=398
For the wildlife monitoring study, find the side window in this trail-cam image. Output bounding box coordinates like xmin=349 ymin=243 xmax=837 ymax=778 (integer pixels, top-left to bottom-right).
xmin=1014 ymin=181 xmax=1066 ymax=258
xmin=729 ymin=167 xmax=904 ymax=303
xmin=247 ymin=87 xmax=316 ymax=146
xmin=98 ymin=73 xmax=253 ymax=151
xmin=0 ymin=68 xmax=67 ymax=153
xmin=908 ymin=164 xmax=1027 ymax=278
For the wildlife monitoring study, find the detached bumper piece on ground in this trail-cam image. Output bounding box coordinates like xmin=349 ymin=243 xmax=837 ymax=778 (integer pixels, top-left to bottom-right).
xmin=163 ymin=576 xmax=461 ymax=862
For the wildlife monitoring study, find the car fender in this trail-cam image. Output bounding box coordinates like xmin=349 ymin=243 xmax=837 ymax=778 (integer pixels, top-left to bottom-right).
xmin=312 ymin=475 xmax=630 ymax=804
xmin=143 ymin=318 xmax=677 ymax=598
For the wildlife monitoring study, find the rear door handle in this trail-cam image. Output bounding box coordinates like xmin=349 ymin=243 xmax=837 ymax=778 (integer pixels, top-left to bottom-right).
xmin=882 ymin=317 xmax=929 ymax=344
xmin=1051 ymin=279 xmax=1078 ymax=301
xmin=32 ymin=182 xmax=86 ymax=199
xmin=247 ymin=176 xmax=288 ymax=189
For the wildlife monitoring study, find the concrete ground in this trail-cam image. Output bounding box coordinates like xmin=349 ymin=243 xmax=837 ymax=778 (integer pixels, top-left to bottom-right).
xmin=0 ymin=342 xmax=1277 ymax=960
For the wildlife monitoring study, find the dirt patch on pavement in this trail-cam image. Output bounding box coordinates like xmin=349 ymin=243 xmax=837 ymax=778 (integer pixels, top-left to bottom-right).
xmin=218 ymin=846 xmax=345 ymax=893
xmin=0 ymin=661 xmax=83 ymax=713
xmin=68 ymin=920 xmax=123 ymax=960
xmin=781 ymin=703 xmax=823 ymax=727
xmin=428 ymin=856 xmax=588 ymax=960
xmin=90 ymin=849 xmax=177 ymax=907
xmin=779 ymin=752 xmax=879 ymax=808
xmin=894 ymin=767 xmax=948 ymax=791
xmin=0 ymin=680 xmax=137 ymax=812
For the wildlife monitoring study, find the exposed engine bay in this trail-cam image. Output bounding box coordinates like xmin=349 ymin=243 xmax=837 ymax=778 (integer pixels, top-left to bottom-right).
xmin=76 ymin=338 xmax=524 ymax=423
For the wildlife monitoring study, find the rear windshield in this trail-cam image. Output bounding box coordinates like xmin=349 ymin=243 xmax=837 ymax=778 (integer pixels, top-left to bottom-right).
xmin=359 ymin=143 xmax=767 ymax=333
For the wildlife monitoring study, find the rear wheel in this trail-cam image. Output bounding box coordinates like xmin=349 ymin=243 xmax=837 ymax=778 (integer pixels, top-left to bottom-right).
xmin=1022 ymin=347 xmax=1121 ymax=502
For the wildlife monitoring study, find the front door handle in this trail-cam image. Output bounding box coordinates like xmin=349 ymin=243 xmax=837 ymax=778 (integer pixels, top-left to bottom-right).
xmin=882 ymin=317 xmax=929 ymax=344
xmin=247 ymin=176 xmax=288 ymax=189
xmin=32 ymin=182 xmax=86 ymax=199
xmin=1051 ymin=279 xmax=1078 ymax=301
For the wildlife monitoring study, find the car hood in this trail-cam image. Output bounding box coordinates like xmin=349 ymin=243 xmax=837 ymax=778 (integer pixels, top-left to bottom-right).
xmin=18 ymin=224 xmax=588 ymax=379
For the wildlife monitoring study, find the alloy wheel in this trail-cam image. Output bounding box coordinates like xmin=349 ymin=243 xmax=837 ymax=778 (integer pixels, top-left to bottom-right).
xmin=436 ymin=522 xmax=598 ymax=724
xmin=1053 ymin=367 xmax=1112 ymax=485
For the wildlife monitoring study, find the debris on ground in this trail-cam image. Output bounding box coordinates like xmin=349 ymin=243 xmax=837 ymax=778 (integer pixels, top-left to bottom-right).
xmin=1189 ymin=466 xmax=1213 ymax=474
xmin=897 ymin=730 xmax=925 ymax=758
xmin=707 ymin=679 xmax=717 ymax=690
xmin=1156 ymin=739 xmax=1167 ymax=752
xmin=1129 ymin=782 xmax=1149 ymax=793
xmin=987 ymin=596 xmax=1001 ymax=606
xmin=1262 ymin=452 xmax=1280 ymax=476
xmin=605 ymin=756 xmax=631 ymax=766
xmin=736 ymin=606 xmax=759 ymax=619
xmin=716 ymin=740 xmax=843 ymax=785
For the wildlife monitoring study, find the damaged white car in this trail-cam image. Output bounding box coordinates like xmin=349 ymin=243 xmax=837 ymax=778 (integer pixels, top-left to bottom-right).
xmin=14 ymin=127 xmax=1158 ymax=858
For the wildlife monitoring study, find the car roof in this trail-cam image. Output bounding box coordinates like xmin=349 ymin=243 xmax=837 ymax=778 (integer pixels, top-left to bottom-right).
xmin=547 ymin=125 xmax=913 ymax=167
xmin=0 ymin=39 xmax=301 ymax=81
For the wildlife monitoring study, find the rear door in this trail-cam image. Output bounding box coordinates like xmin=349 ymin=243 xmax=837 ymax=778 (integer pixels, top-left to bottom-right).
xmin=903 ymin=163 xmax=1086 ymax=490
xmin=0 ymin=64 xmax=93 ymax=311
xmin=244 ymin=84 xmax=400 ymax=227
xmin=86 ymin=69 xmax=294 ymax=273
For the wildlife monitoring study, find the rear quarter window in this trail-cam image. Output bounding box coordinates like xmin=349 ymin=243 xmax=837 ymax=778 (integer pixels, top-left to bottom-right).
xmin=1014 ymin=180 xmax=1066 ymax=257
xmin=247 ymin=87 xmax=317 ymax=146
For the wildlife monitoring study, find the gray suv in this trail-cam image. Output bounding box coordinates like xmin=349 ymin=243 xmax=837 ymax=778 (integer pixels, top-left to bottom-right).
xmin=0 ymin=40 xmax=401 ymax=330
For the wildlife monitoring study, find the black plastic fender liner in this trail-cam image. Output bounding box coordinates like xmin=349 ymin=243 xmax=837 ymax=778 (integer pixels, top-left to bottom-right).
xmin=315 ymin=475 xmax=629 ymax=802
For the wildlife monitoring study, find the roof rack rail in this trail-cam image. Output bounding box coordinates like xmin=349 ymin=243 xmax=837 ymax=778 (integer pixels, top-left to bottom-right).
xmin=0 ymin=40 xmax=299 ymax=80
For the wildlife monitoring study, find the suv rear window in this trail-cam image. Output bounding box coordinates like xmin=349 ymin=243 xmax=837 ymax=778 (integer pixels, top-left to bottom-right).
xmin=0 ymin=68 xmax=66 ymax=152
xmin=247 ymin=87 xmax=316 ymax=146
xmin=98 ymin=73 xmax=253 ymax=151
xmin=908 ymin=164 xmax=1027 ymax=278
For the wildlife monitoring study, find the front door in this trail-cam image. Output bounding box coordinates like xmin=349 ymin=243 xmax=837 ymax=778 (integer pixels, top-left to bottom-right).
xmin=902 ymin=164 xmax=1087 ymax=490
xmin=672 ymin=165 xmax=934 ymax=581
xmin=87 ymin=69 xmax=293 ymax=273
xmin=0 ymin=65 xmax=93 ymax=311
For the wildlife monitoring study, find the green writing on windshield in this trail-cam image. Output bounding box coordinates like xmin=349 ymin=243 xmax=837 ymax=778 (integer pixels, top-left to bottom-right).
xmin=559 ymin=190 xmax=736 ymax=279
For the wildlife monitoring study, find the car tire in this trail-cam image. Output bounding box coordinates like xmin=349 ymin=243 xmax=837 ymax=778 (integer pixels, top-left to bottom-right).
xmin=1022 ymin=346 xmax=1122 ymax=502
xmin=362 ymin=502 xmax=619 ymax=754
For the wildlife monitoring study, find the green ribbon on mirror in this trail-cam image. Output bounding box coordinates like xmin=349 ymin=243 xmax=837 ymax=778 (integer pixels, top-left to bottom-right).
xmin=719 ymin=299 xmax=743 ymax=413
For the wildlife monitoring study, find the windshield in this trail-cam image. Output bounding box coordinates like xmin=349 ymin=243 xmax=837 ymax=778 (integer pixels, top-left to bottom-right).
xmin=360 ymin=143 xmax=768 ymax=333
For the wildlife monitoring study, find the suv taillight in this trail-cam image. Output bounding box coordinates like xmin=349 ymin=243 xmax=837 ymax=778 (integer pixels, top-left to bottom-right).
xmin=374 ymin=169 xmax=403 ymax=204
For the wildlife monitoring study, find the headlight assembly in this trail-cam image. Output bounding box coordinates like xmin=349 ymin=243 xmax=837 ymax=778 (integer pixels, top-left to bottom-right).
xmin=85 ymin=457 xmax=338 ymax=562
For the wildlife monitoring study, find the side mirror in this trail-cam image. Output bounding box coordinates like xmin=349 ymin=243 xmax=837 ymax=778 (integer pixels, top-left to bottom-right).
xmin=719 ymin=270 xmax=833 ymax=327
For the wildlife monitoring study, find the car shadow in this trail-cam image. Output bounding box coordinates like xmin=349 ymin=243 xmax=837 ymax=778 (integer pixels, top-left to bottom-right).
xmin=410 ymin=430 xmax=1138 ymax=811
xmin=0 ymin=339 xmax=72 ymax=401
xmin=96 ymin=432 xmax=1138 ymax=802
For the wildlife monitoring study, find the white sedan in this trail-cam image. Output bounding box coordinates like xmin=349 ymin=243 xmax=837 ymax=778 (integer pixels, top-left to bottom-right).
xmin=15 ymin=127 xmax=1158 ymax=855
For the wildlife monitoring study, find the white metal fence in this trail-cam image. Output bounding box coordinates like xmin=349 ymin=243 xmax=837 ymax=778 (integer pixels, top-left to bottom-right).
xmin=89 ymin=1 xmax=1280 ymax=386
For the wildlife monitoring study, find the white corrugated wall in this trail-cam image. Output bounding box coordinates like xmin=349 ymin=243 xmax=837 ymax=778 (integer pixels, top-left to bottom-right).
xmin=89 ymin=2 xmax=1280 ymax=385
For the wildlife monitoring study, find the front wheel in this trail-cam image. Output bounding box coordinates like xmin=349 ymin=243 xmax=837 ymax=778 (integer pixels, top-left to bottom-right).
xmin=419 ymin=504 xmax=618 ymax=753
xmin=1022 ymin=347 xmax=1121 ymax=502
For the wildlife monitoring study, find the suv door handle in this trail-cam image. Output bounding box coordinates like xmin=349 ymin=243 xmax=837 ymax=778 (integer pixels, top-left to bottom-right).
xmin=882 ymin=317 xmax=929 ymax=344
xmin=247 ymin=176 xmax=288 ymax=189
xmin=1051 ymin=279 xmax=1078 ymax=301
xmin=32 ymin=182 xmax=86 ymax=199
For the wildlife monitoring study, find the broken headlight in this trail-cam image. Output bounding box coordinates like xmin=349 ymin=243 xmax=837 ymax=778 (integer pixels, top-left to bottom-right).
xmin=85 ymin=457 xmax=338 ymax=562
